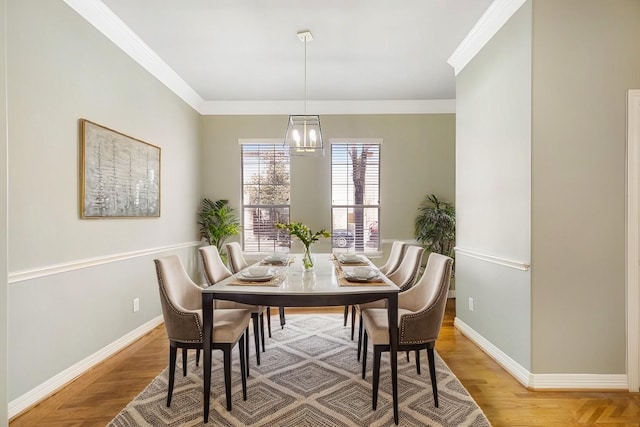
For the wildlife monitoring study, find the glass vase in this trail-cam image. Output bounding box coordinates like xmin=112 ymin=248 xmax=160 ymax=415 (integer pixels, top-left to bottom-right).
xmin=302 ymin=246 xmax=314 ymax=270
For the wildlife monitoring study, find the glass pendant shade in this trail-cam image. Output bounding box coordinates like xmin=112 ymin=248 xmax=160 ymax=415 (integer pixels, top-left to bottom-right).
xmin=284 ymin=114 xmax=324 ymax=156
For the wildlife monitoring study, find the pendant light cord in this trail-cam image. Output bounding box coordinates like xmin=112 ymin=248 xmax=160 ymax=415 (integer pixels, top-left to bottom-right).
xmin=304 ymin=37 xmax=307 ymax=115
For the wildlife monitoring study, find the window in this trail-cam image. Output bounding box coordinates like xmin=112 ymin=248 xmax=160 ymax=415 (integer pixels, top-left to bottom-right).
xmin=241 ymin=143 xmax=290 ymax=252
xmin=331 ymin=142 xmax=380 ymax=252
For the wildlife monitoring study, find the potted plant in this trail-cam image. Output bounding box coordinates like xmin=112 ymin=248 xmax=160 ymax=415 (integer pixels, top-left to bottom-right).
xmin=275 ymin=221 xmax=330 ymax=270
xmin=414 ymin=194 xmax=455 ymax=258
xmin=197 ymin=198 xmax=240 ymax=253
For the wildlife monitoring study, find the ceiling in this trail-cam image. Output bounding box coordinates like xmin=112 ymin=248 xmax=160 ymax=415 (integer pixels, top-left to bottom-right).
xmin=93 ymin=0 xmax=494 ymax=112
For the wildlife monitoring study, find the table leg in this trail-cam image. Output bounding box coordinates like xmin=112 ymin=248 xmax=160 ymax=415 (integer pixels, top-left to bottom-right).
xmin=202 ymin=293 xmax=214 ymax=423
xmin=388 ymin=292 xmax=399 ymax=425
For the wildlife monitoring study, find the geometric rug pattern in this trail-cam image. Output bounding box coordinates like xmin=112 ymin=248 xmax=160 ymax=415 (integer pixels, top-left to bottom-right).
xmin=108 ymin=314 xmax=491 ymax=427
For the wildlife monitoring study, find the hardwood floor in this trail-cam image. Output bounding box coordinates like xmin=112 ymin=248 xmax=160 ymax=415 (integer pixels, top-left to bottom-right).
xmin=9 ymin=302 xmax=640 ymax=426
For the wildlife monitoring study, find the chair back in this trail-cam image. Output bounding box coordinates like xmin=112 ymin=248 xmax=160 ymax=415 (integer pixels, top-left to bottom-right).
xmin=398 ymin=252 xmax=453 ymax=344
xmin=224 ymin=242 xmax=249 ymax=274
xmin=378 ymin=241 xmax=407 ymax=276
xmin=154 ymin=255 xmax=203 ymax=343
xmin=387 ymin=245 xmax=424 ymax=291
xmin=199 ymin=245 xmax=233 ymax=285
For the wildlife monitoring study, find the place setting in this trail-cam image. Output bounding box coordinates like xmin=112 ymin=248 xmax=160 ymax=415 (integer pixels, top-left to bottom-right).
xmin=228 ymin=265 xmax=286 ymax=286
xmin=259 ymin=252 xmax=293 ymax=266
xmin=333 ymin=252 xmax=369 ymax=266
xmin=338 ymin=265 xmax=386 ymax=286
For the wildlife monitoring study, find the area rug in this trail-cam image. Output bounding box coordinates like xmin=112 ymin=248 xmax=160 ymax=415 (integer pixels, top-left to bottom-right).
xmin=108 ymin=314 xmax=491 ymax=427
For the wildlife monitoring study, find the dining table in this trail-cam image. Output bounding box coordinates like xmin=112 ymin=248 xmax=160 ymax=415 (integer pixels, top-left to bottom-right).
xmin=200 ymin=252 xmax=400 ymax=424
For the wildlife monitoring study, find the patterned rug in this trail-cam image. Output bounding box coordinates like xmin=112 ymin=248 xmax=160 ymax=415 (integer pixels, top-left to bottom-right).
xmin=108 ymin=314 xmax=491 ymax=427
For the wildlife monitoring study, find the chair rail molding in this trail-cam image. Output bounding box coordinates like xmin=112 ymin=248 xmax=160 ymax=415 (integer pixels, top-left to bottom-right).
xmin=626 ymin=89 xmax=640 ymax=392
xmin=8 ymin=241 xmax=201 ymax=283
xmin=454 ymin=247 xmax=530 ymax=271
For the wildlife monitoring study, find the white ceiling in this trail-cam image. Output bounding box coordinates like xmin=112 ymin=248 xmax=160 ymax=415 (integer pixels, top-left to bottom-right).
xmin=90 ymin=0 xmax=495 ymax=112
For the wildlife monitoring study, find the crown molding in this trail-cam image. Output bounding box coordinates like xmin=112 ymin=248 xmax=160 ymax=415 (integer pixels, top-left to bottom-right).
xmin=64 ymin=0 xmax=455 ymax=116
xmin=447 ymin=0 xmax=527 ymax=76
xmin=63 ymin=0 xmax=204 ymax=111
xmin=199 ymin=99 xmax=456 ymax=115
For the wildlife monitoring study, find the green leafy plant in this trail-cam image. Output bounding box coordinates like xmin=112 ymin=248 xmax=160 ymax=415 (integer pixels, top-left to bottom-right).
xmin=275 ymin=221 xmax=330 ymax=269
xmin=197 ymin=198 xmax=240 ymax=249
xmin=414 ymin=194 xmax=456 ymax=258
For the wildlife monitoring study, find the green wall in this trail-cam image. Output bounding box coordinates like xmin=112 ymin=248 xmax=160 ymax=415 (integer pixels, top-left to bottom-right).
xmin=199 ymin=114 xmax=456 ymax=260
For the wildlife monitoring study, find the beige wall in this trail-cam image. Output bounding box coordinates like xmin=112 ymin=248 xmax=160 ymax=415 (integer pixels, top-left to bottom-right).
xmin=455 ymin=1 xmax=532 ymax=369
xmin=199 ymin=114 xmax=456 ymax=259
xmin=530 ymin=0 xmax=640 ymax=373
xmin=7 ymin=0 xmax=200 ymax=401
xmin=1 ymin=0 xmax=8 ymax=423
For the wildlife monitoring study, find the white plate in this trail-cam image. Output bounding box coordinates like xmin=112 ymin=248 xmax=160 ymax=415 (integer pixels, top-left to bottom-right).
xmin=264 ymin=255 xmax=289 ymax=263
xmin=339 ymin=255 xmax=364 ymax=263
xmin=344 ymin=271 xmax=379 ymax=282
xmin=239 ymin=271 xmax=275 ymax=281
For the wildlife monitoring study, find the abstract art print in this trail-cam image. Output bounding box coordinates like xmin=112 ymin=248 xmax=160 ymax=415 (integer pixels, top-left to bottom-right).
xmin=80 ymin=119 xmax=160 ymax=218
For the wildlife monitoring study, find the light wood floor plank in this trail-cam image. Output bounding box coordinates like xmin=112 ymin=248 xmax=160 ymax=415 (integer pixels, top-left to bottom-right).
xmin=9 ymin=302 xmax=640 ymax=426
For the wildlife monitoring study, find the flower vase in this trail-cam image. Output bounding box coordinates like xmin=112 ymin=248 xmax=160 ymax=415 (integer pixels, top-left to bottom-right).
xmin=302 ymin=246 xmax=314 ymax=270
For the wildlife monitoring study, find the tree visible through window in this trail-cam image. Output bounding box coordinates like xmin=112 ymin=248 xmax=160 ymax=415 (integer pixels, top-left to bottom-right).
xmin=331 ymin=143 xmax=380 ymax=252
xmin=241 ymin=144 xmax=290 ymax=252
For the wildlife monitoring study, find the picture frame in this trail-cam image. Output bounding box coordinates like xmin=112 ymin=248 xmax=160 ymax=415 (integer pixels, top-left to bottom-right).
xmin=80 ymin=119 xmax=161 ymax=218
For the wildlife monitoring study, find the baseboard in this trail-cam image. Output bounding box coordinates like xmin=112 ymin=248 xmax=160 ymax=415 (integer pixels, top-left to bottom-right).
xmin=8 ymin=315 xmax=164 ymax=419
xmin=447 ymin=289 xmax=456 ymax=299
xmin=454 ymin=317 xmax=628 ymax=391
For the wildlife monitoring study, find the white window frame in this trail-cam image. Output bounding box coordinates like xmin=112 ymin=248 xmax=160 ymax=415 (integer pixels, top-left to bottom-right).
xmin=239 ymin=139 xmax=291 ymax=253
xmin=330 ymin=138 xmax=382 ymax=254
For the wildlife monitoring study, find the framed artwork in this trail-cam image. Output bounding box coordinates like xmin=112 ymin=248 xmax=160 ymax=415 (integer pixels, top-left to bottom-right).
xmin=80 ymin=119 xmax=161 ymax=218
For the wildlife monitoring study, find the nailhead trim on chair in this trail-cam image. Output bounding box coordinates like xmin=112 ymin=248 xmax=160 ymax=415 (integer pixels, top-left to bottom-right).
xmin=155 ymin=263 xmax=204 ymax=343
xmin=399 ymin=259 xmax=452 ymax=345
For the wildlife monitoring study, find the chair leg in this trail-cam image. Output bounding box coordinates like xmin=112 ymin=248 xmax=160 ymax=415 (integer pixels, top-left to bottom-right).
xmin=372 ymin=346 xmax=382 ymax=410
xmin=259 ymin=312 xmax=266 ymax=352
xmin=427 ymin=345 xmax=438 ymax=407
xmin=167 ymin=346 xmax=177 ymax=407
xmin=196 ymin=349 xmax=200 ymax=366
xmin=266 ymin=306 xmax=272 ymax=338
xmin=252 ymin=313 xmax=261 ymax=365
xmin=415 ymin=349 xmax=421 ymax=375
xmin=245 ymin=327 xmax=250 ymax=377
xmin=279 ymin=306 xmax=286 ymax=328
xmin=343 ymin=304 xmax=349 ymax=326
xmin=239 ymin=334 xmax=247 ymax=401
xmin=223 ymin=346 xmax=232 ymax=411
xmin=182 ymin=348 xmax=188 ymax=376
xmin=357 ymin=314 xmax=364 ymax=361
xmin=350 ymin=306 xmax=356 ymax=340
xmin=361 ymin=331 xmax=368 ymax=379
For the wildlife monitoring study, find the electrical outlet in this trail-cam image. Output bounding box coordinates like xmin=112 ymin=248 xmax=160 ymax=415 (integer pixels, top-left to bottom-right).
xmin=133 ymin=298 xmax=140 ymax=313
xmin=468 ymin=297 xmax=474 ymax=311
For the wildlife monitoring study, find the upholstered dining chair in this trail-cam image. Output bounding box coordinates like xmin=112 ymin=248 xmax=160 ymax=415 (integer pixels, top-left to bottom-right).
xmin=154 ymin=255 xmax=251 ymax=411
xmin=356 ymin=245 xmax=425 ymax=358
xmin=224 ymin=241 xmax=286 ymax=333
xmin=360 ymin=252 xmax=453 ymax=410
xmin=343 ymin=241 xmax=408 ymax=334
xmin=200 ymin=244 xmax=267 ymax=371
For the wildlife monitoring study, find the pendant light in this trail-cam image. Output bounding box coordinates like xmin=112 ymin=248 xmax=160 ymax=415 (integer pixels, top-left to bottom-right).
xmin=284 ymin=31 xmax=324 ymax=156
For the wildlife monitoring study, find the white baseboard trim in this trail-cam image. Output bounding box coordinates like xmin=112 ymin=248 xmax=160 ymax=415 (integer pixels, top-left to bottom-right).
xmin=529 ymin=373 xmax=628 ymax=390
xmin=454 ymin=317 xmax=628 ymax=390
xmin=8 ymin=315 xmax=164 ymax=419
xmin=454 ymin=317 xmax=530 ymax=386
xmin=447 ymin=290 xmax=456 ymax=299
